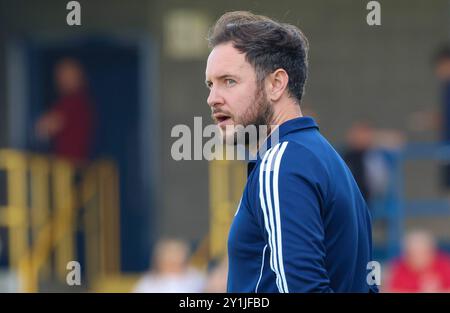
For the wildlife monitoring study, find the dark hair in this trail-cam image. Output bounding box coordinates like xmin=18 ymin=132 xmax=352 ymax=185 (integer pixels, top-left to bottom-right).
xmin=208 ymin=11 xmax=309 ymax=104
xmin=433 ymin=43 xmax=450 ymax=65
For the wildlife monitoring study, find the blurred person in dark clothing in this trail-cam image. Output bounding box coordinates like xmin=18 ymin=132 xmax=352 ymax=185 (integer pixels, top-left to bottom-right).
xmin=407 ymin=45 xmax=450 ymax=189
xmin=342 ymin=122 xmax=374 ymax=200
xmin=434 ymin=45 xmax=450 ymax=188
xmin=343 ymin=122 xmax=403 ymax=202
xmin=408 ymin=44 xmax=450 ymax=137
xmin=385 ymin=230 xmax=450 ymax=292
xmin=35 ymin=58 xmax=95 ymax=165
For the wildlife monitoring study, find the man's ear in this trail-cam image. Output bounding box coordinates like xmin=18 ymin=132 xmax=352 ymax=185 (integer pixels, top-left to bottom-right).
xmin=267 ymin=69 xmax=289 ymax=102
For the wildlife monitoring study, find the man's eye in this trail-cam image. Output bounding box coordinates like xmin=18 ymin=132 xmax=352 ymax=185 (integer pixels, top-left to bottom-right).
xmin=225 ymin=79 xmax=236 ymax=87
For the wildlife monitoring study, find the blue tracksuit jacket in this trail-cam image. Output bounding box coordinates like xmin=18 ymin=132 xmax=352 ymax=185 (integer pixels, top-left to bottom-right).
xmin=227 ymin=116 xmax=378 ymax=293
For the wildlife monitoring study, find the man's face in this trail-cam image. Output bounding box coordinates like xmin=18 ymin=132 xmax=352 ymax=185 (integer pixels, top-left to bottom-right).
xmin=435 ymin=58 xmax=450 ymax=81
xmin=205 ymin=42 xmax=273 ymax=144
xmin=55 ymin=60 xmax=84 ymax=96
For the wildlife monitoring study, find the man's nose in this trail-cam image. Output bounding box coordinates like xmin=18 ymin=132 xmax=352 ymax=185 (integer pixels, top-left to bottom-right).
xmin=207 ymin=87 xmax=224 ymax=108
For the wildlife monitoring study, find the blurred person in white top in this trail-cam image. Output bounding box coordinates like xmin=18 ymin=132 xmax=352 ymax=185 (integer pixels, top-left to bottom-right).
xmin=133 ymin=238 xmax=206 ymax=293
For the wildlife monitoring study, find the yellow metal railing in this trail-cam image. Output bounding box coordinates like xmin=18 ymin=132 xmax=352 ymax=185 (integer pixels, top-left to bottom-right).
xmin=0 ymin=149 xmax=120 ymax=292
xmin=207 ymin=158 xmax=246 ymax=262
xmin=81 ymin=161 xmax=121 ymax=283
xmin=0 ymin=149 xmax=246 ymax=291
xmin=188 ymin=159 xmax=246 ymax=270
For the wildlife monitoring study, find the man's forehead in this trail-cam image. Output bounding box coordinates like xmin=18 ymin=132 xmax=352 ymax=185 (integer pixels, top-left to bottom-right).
xmin=206 ymin=43 xmax=250 ymax=78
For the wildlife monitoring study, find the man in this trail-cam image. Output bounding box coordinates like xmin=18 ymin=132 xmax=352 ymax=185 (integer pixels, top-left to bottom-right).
xmin=205 ymin=11 xmax=377 ymax=292
xmin=433 ymin=45 xmax=450 ymax=189
xmin=35 ymin=58 xmax=95 ymax=165
xmin=386 ymin=230 xmax=450 ymax=293
xmin=407 ymin=45 xmax=450 ymax=189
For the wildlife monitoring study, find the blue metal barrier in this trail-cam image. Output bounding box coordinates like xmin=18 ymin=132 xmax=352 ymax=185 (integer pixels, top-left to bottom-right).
xmin=371 ymin=144 xmax=450 ymax=261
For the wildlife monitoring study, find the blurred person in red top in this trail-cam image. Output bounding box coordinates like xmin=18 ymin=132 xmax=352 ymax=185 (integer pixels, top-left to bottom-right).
xmin=386 ymin=230 xmax=450 ymax=292
xmin=35 ymin=58 xmax=95 ymax=165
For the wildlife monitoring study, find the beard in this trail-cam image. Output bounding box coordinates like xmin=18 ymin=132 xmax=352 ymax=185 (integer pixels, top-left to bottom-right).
xmin=212 ymin=86 xmax=274 ymax=146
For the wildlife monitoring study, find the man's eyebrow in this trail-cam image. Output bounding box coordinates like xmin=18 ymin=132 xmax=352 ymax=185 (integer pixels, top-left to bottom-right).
xmin=217 ymin=73 xmax=238 ymax=79
xmin=205 ymin=74 xmax=239 ymax=84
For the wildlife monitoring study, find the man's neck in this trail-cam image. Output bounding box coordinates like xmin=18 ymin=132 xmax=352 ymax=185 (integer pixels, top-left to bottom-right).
xmin=270 ymin=103 xmax=303 ymax=128
xmin=251 ymin=102 xmax=303 ymax=156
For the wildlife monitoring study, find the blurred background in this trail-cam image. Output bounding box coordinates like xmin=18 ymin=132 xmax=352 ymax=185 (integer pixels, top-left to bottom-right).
xmin=1 ymin=0 xmax=450 ymax=292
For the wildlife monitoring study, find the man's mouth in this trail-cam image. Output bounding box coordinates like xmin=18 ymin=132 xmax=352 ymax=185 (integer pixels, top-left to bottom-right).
xmin=214 ymin=114 xmax=232 ymax=127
